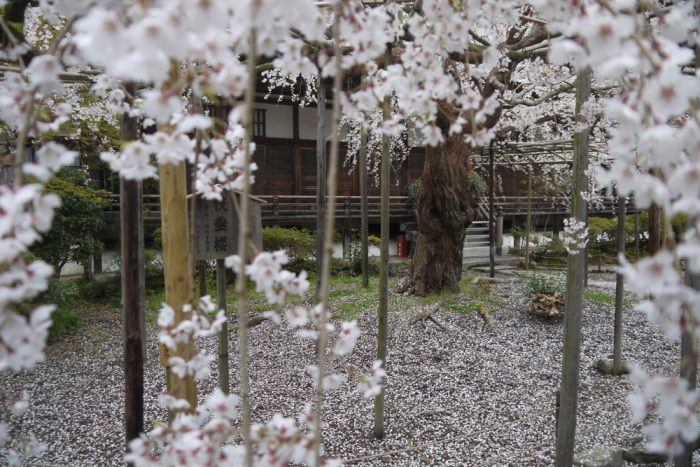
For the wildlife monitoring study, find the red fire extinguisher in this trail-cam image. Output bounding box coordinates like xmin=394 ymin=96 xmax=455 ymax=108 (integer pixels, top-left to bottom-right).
xmin=397 ymin=234 xmax=408 ymax=257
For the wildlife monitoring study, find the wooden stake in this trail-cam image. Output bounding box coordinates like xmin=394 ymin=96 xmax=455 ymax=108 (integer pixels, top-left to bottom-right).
xmin=374 ymin=42 xmax=391 ymax=441
xmin=524 ymin=165 xmax=533 ymax=270
xmin=613 ymin=195 xmax=625 ymax=373
xmin=235 ymin=29 xmax=258 ymax=466
xmin=121 ymin=88 xmax=145 ymax=450
xmin=489 ymin=142 xmax=495 ymax=278
xmin=555 ymin=67 xmax=590 ymax=467
xmin=313 ymin=7 xmax=344 ymax=463
xmin=216 ymin=259 xmax=230 ymax=394
xmin=360 ymin=127 xmax=369 ymax=288
xmin=159 ymin=160 xmax=197 ymax=411
xmin=634 ymin=208 xmax=640 ymax=262
xmin=315 ymin=74 xmax=327 ymax=298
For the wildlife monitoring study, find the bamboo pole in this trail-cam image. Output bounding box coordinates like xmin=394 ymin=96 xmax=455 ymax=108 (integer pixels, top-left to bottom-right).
xmin=315 ymin=74 xmax=327 ymax=297
xmin=360 ymin=127 xmax=369 ymax=288
xmin=612 ymin=195 xmax=625 ymax=374
xmin=555 ymin=67 xmax=590 ymax=467
xmin=121 ymin=85 xmax=145 ymax=450
xmin=235 ymin=28 xmax=258 ymax=466
xmin=216 ymin=259 xmax=230 ymax=394
xmin=524 ymin=165 xmax=533 ymax=270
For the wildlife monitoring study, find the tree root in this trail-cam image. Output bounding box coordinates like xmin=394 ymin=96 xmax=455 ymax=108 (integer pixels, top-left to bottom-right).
xmin=408 ymin=304 xmax=449 ymax=331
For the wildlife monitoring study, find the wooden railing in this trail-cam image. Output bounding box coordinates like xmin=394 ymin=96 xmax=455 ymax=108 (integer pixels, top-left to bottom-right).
xmin=104 ymin=194 xmax=637 ymax=223
xmin=104 ymin=194 xmax=414 ymax=223
xmin=476 ymin=196 xmax=638 ymax=220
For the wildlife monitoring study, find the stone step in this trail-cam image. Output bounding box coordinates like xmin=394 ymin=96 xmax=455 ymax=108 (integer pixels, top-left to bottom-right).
xmin=464 ymin=243 xmax=490 ymax=249
xmin=465 ymin=234 xmax=489 ymax=242
xmin=462 ymin=246 xmax=491 ymax=257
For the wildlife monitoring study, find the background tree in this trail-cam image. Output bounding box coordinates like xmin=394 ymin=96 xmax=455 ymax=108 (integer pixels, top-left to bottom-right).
xmin=32 ymin=167 xmax=108 ymax=276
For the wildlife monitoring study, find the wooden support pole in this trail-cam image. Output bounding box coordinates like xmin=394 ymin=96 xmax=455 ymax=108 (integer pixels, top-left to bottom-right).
xmin=121 ymin=94 xmax=145 ymax=450
xmin=489 ymin=142 xmax=495 ymax=278
xmin=613 ymin=195 xmax=626 ymax=373
xmin=316 ymin=74 xmax=327 ymax=298
xmin=634 ymin=208 xmax=640 ymax=262
xmin=524 ymin=165 xmax=533 ymax=270
xmin=159 ymin=160 xmax=197 ymax=411
xmin=360 ymin=127 xmax=369 ymax=288
xmin=649 ymin=203 xmax=660 ymax=255
xmin=235 ymin=29 xmax=258 ymax=466
xmin=216 ymin=259 xmax=230 ymax=394
xmin=676 ymin=44 xmax=700 ymax=467
xmin=198 ymin=261 xmax=207 ymax=297
xmin=555 ymin=67 xmax=590 ymax=467
xmin=374 ymin=45 xmax=391 ymax=440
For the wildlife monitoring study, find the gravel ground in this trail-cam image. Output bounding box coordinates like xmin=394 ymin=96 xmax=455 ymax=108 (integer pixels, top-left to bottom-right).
xmin=0 ymin=271 xmax=692 ymax=466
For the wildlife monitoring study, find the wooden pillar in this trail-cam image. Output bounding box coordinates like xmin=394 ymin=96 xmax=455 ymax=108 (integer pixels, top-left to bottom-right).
xmin=360 ymin=128 xmax=369 ymax=288
xmin=613 ymin=195 xmax=626 ymax=373
xmin=121 ymin=95 xmax=145 ymax=449
xmin=315 ymin=76 xmax=327 ymax=297
xmin=524 ymin=165 xmax=533 ymax=270
xmin=489 ymin=142 xmax=495 ymax=278
xmin=159 ymin=161 xmax=197 ymax=411
xmin=555 ymin=67 xmax=590 ymax=467
xmin=216 ymin=259 xmax=230 ymax=394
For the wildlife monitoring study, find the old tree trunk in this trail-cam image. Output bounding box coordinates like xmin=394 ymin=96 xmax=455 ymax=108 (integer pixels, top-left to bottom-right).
xmin=399 ymin=132 xmax=474 ymax=295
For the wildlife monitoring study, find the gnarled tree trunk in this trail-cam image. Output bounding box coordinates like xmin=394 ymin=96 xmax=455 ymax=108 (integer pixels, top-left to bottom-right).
xmin=400 ymin=133 xmax=474 ymax=295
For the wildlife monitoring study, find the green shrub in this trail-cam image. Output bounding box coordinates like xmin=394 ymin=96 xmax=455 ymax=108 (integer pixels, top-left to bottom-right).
xmin=37 ymin=278 xmax=82 ymax=341
xmin=48 ymin=307 xmax=81 ymax=341
xmin=77 ymin=275 xmax=121 ymax=302
xmin=466 ymin=171 xmax=488 ymax=197
xmin=527 ymin=272 xmax=562 ymax=297
xmin=144 ymin=250 xmax=165 ymax=290
xmin=40 ymin=277 xmax=80 ymax=307
xmin=262 ymin=226 xmax=316 ymax=266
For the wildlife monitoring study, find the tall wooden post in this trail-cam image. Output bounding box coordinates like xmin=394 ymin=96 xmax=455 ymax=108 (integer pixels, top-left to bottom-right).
xmin=676 ymin=44 xmax=700 ymax=467
xmin=613 ymin=195 xmax=626 ymax=373
xmin=360 ymin=127 xmax=369 ymax=288
xmin=489 ymin=142 xmax=495 ymax=278
xmin=649 ymin=203 xmax=660 ymax=255
xmin=374 ymin=45 xmax=391 ymax=440
xmin=121 ymin=90 xmax=145 ymax=449
xmin=159 ymin=160 xmax=197 ymax=410
xmin=634 ymin=208 xmax=640 ymax=262
xmin=555 ymin=67 xmax=590 ymax=467
xmin=216 ymin=259 xmax=230 ymax=394
xmin=316 ymin=75 xmax=327 ymax=297
xmin=524 ymin=165 xmax=533 ymax=270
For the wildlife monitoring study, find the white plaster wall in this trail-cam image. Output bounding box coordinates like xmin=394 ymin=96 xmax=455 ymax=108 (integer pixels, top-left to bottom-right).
xmin=255 ymin=102 xmax=293 ymax=139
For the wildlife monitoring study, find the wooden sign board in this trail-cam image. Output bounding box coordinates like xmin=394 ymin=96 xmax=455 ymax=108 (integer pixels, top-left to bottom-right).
xmin=193 ymin=194 xmax=263 ymax=261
